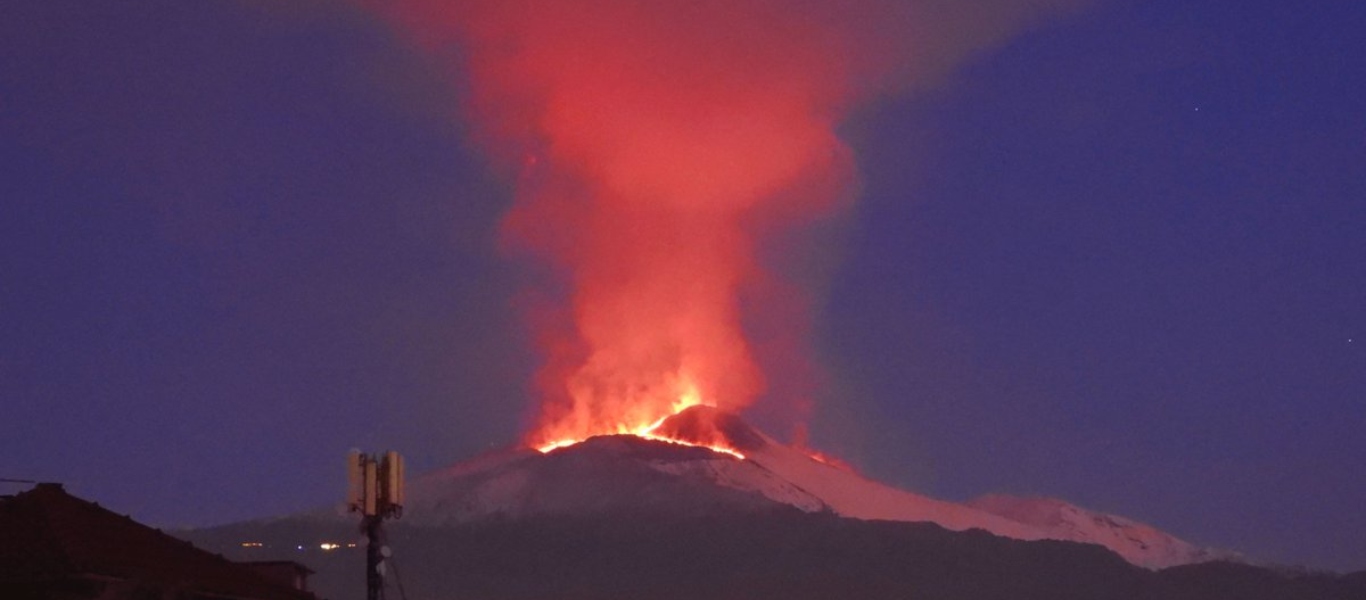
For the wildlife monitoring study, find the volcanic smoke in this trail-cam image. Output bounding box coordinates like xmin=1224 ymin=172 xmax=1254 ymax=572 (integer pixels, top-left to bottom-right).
xmin=364 ymin=0 xmax=1084 ymax=452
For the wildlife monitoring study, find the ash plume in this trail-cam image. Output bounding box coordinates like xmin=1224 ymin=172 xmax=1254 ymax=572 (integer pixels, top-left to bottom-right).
xmin=359 ymin=0 xmax=1087 ymax=446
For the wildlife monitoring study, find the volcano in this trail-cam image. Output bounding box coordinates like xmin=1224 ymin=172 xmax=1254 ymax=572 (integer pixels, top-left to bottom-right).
xmin=183 ymin=406 xmax=1366 ymax=600
xmin=401 ymin=406 xmax=1226 ymax=570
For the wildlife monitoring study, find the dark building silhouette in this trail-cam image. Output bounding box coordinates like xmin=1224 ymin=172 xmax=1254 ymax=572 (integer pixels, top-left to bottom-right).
xmin=0 ymin=483 xmax=319 ymax=600
xmin=241 ymin=561 xmax=315 ymax=594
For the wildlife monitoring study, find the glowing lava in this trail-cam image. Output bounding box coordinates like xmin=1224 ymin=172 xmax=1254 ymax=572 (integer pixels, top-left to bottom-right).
xmin=534 ymin=387 xmax=746 ymax=459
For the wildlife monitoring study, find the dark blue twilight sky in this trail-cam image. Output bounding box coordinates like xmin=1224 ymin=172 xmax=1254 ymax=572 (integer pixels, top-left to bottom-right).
xmin=2 ymin=0 xmax=1363 ymax=571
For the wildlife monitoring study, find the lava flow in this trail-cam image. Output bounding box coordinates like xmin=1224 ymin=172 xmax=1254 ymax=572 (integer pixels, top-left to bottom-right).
xmin=534 ymin=393 xmax=749 ymax=459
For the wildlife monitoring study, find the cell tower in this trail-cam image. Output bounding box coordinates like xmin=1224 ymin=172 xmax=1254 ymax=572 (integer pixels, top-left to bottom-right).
xmin=347 ymin=450 xmax=404 ymax=600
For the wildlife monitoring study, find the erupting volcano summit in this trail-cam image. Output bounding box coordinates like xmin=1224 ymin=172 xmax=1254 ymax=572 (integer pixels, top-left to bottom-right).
xmin=535 ymin=401 xmax=762 ymax=459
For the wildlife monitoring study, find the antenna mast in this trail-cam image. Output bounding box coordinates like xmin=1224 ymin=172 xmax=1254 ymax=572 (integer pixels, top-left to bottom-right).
xmin=347 ymin=450 xmax=405 ymax=600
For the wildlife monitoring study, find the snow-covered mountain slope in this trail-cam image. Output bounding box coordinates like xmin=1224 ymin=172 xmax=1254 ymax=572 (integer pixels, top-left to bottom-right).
xmin=966 ymin=494 xmax=1236 ymax=569
xmin=400 ymin=406 xmax=1223 ymax=569
xmin=401 ymin=436 xmax=826 ymax=525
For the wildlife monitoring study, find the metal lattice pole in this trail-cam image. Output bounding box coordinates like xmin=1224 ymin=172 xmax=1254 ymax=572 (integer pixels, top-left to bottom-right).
xmin=365 ymin=515 xmax=384 ymax=600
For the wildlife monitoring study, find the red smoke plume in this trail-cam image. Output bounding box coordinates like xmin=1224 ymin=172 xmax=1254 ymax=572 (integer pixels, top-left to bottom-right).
xmin=363 ymin=0 xmax=1083 ymax=449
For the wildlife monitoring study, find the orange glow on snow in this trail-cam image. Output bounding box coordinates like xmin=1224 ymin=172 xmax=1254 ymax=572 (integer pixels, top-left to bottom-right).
xmin=804 ymin=449 xmax=855 ymax=472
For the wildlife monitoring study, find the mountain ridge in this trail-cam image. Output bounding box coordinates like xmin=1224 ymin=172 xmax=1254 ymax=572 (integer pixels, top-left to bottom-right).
xmin=397 ymin=405 xmax=1228 ymax=569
